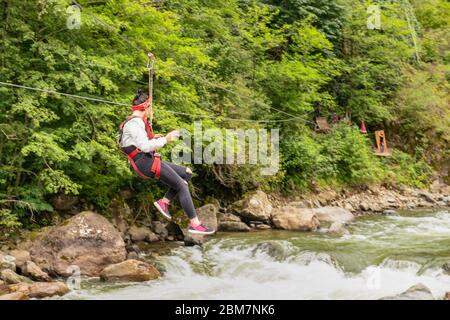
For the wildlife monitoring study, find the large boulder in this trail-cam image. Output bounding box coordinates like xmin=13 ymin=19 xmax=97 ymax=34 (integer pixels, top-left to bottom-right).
xmin=219 ymin=221 xmax=250 ymax=232
xmin=196 ymin=204 xmax=219 ymax=231
xmin=380 ymin=283 xmax=435 ymax=300
xmin=100 ymin=259 xmax=160 ymax=282
xmin=231 ymin=190 xmax=272 ymax=222
xmin=28 ymin=211 xmax=127 ymax=277
xmin=312 ymin=206 xmax=354 ymax=223
xmin=271 ymin=206 xmax=320 ymax=231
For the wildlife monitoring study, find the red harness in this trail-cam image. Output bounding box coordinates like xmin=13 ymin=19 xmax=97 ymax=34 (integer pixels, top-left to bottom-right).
xmin=119 ymin=116 xmax=161 ymax=180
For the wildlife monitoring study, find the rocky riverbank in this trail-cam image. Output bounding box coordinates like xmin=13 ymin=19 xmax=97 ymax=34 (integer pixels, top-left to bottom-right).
xmin=0 ymin=184 xmax=449 ymax=300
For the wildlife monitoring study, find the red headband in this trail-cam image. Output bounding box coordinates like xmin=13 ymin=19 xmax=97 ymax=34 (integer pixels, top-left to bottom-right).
xmin=131 ymin=98 xmax=151 ymax=111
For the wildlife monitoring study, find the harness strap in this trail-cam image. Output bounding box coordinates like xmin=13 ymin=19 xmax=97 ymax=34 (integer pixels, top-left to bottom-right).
xmin=150 ymin=153 xmax=161 ymax=180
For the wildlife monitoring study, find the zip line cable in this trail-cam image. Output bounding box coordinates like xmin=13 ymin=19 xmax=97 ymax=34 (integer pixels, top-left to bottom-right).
xmin=70 ymin=0 xmax=309 ymax=122
xmin=0 ymin=81 xmax=309 ymax=123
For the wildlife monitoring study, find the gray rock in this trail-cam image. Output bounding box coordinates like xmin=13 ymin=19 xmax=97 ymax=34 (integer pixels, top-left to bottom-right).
xmin=51 ymin=194 xmax=79 ymax=211
xmin=251 ymin=242 xmax=290 ymax=261
xmin=128 ymin=225 xmax=153 ymax=242
xmin=0 ymin=255 xmax=16 ymax=272
xmin=312 ymin=206 xmax=354 ymax=223
xmin=8 ymin=250 xmax=31 ymax=270
xmin=22 ymin=261 xmax=51 ymax=282
xmin=152 ymin=221 xmax=169 ymax=239
xmin=1 ymin=269 xmax=33 ymax=285
xmin=328 ymin=222 xmax=349 ymax=235
xmin=380 ymin=283 xmax=435 ymax=300
xmin=28 ymin=211 xmax=127 ymax=277
xmin=218 ymin=212 xmax=241 ymax=223
xmin=231 ymin=190 xmax=272 ymax=222
xmin=256 ymin=224 xmax=271 ymax=230
xmin=271 ymin=207 xmax=320 ymax=231
xmin=383 ymin=209 xmax=397 ymax=216
xmin=442 ymin=262 xmax=450 ymax=274
xmin=100 ymin=260 xmax=161 ymax=281
xmin=127 ymin=252 xmax=139 ymax=260
xmin=100 ymin=259 xmax=160 ymax=282
xmin=8 ymin=281 xmax=70 ymax=299
xmin=196 ymin=204 xmax=219 ymax=231
xmin=219 ymin=221 xmax=250 ymax=232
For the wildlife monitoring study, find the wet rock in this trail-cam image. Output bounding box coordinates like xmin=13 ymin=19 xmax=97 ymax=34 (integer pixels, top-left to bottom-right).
xmin=271 ymin=206 xmax=320 ymax=231
xmin=128 ymin=225 xmax=157 ymax=242
xmin=383 ymin=209 xmax=397 ymax=216
xmin=312 ymin=206 xmax=354 ymax=223
xmin=8 ymin=250 xmax=31 ymax=270
xmin=231 ymin=190 xmax=272 ymax=222
xmin=152 ymin=221 xmax=169 ymax=239
xmin=100 ymin=259 xmax=160 ymax=282
xmin=380 ymin=283 xmax=435 ymax=300
xmin=22 ymin=261 xmax=51 ymax=282
xmin=256 ymin=224 xmax=271 ymax=230
xmin=196 ymin=204 xmax=219 ymax=231
xmin=445 ymin=292 xmax=450 ymax=300
xmin=183 ymin=234 xmax=205 ymax=247
xmin=0 ymin=292 xmax=28 ymax=300
xmin=28 ymin=211 xmax=127 ymax=277
xmin=219 ymin=221 xmax=250 ymax=232
xmin=1 ymin=269 xmax=33 ymax=284
xmin=442 ymin=262 xmax=450 ymax=274
xmin=328 ymin=222 xmax=349 ymax=235
xmin=252 ymin=242 xmax=290 ymax=261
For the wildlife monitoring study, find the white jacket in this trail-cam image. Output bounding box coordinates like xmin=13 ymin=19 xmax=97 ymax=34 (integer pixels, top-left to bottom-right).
xmin=121 ymin=117 xmax=167 ymax=153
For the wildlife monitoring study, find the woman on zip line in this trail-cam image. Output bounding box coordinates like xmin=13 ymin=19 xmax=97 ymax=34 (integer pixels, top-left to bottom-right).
xmin=118 ymin=54 xmax=215 ymax=236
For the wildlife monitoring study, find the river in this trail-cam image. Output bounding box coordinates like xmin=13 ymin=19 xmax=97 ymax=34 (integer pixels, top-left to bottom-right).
xmin=63 ymin=208 xmax=450 ymax=300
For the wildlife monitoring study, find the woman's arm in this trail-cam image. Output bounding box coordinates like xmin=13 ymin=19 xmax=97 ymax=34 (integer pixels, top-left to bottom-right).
xmin=126 ymin=119 xmax=167 ymax=153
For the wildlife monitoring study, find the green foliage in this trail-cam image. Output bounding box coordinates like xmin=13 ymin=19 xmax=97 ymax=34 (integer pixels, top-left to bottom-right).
xmin=0 ymin=0 xmax=448 ymax=230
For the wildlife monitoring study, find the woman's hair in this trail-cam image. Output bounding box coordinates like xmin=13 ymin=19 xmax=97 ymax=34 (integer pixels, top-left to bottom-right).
xmin=132 ymin=89 xmax=149 ymax=106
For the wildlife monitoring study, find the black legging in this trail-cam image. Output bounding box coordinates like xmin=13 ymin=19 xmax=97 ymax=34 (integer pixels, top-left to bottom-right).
xmin=134 ymin=153 xmax=196 ymax=219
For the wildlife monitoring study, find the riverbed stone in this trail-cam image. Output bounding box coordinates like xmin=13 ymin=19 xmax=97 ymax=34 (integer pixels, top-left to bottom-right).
xmin=219 ymin=221 xmax=250 ymax=232
xmin=0 ymin=255 xmax=16 ymax=272
xmin=128 ymin=225 xmax=154 ymax=242
xmin=196 ymin=204 xmax=218 ymax=231
xmin=100 ymin=259 xmax=160 ymax=282
xmin=22 ymin=261 xmax=51 ymax=282
xmin=218 ymin=212 xmax=242 ymax=223
xmin=328 ymin=222 xmax=349 ymax=235
xmin=8 ymin=250 xmax=31 ymax=270
xmin=312 ymin=206 xmax=354 ymax=223
xmin=380 ymin=283 xmax=435 ymax=300
xmin=152 ymin=221 xmax=169 ymax=239
xmin=28 ymin=211 xmax=127 ymax=277
xmin=0 ymin=291 xmax=28 ymax=300
xmin=7 ymin=281 xmax=70 ymax=299
xmin=271 ymin=206 xmax=320 ymax=231
xmin=231 ymin=190 xmax=272 ymax=222
xmin=1 ymin=269 xmax=33 ymax=284
xmin=382 ymin=209 xmax=397 ymax=216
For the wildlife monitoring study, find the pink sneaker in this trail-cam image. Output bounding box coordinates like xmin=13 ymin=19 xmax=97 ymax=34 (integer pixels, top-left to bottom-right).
xmin=154 ymin=199 xmax=172 ymax=220
xmin=188 ymin=222 xmax=215 ymax=235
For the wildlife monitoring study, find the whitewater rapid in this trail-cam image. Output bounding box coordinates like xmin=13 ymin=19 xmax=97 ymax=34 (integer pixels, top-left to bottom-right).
xmin=64 ymin=209 xmax=450 ymax=300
